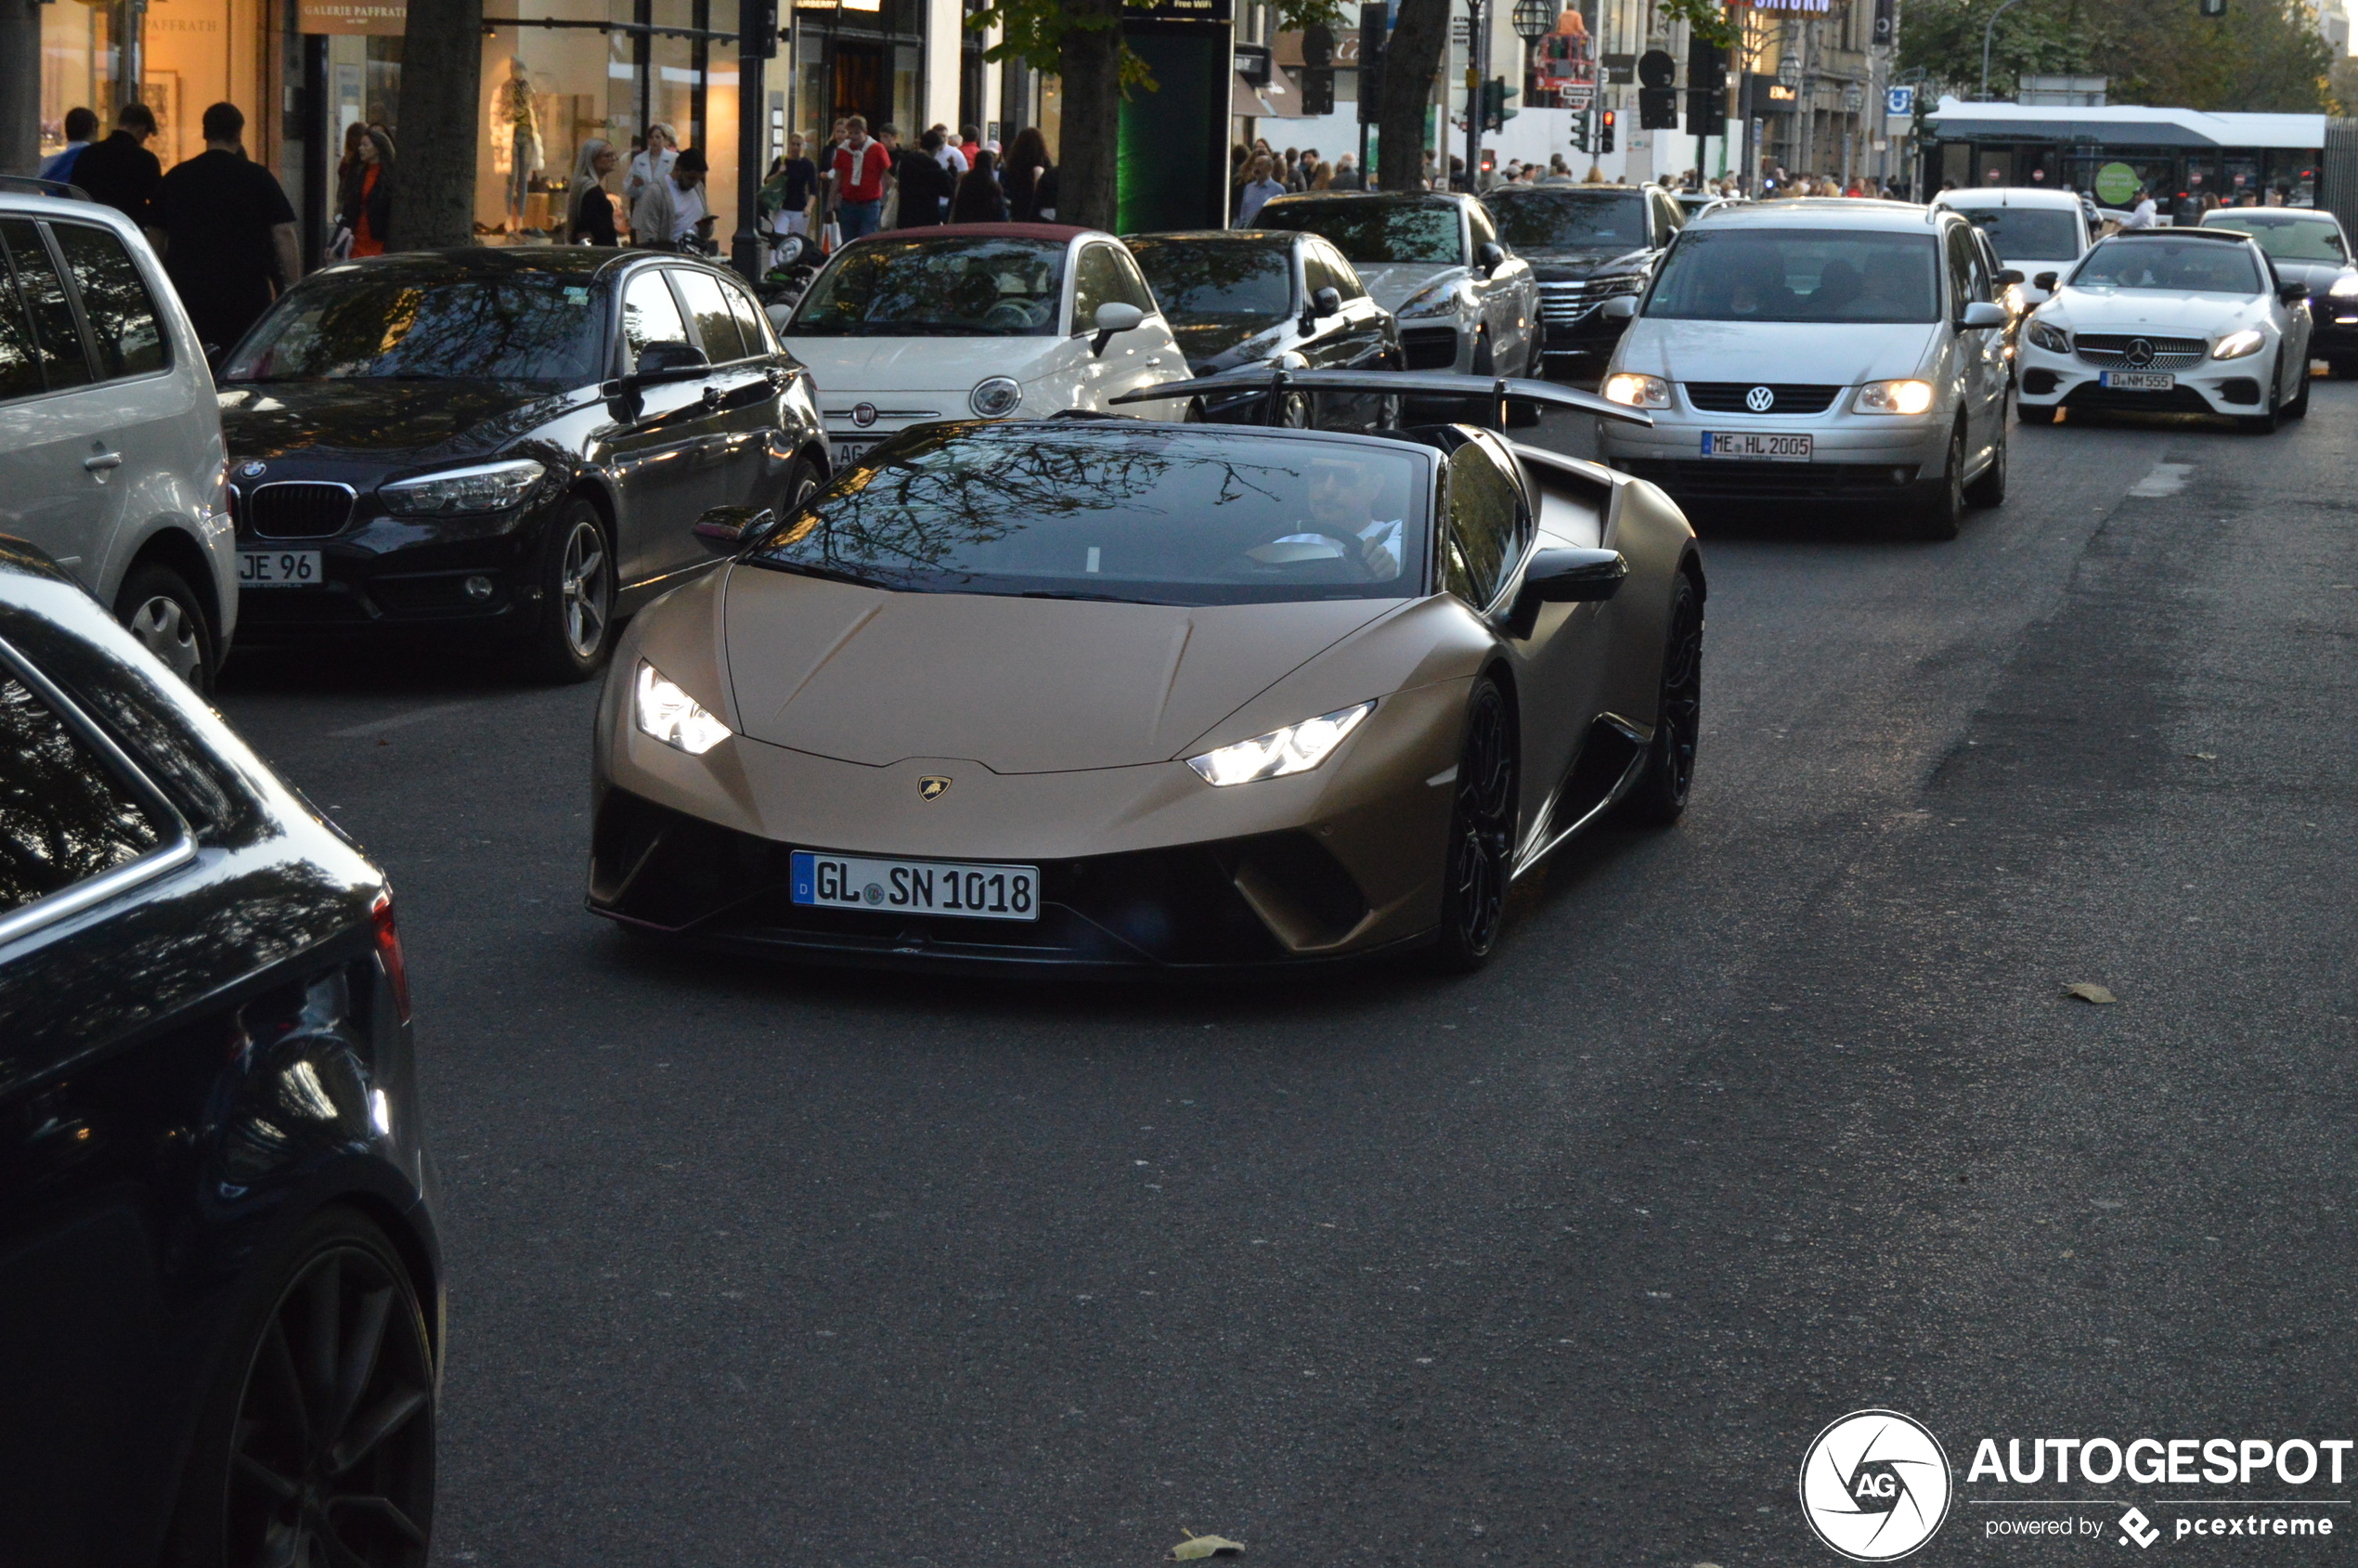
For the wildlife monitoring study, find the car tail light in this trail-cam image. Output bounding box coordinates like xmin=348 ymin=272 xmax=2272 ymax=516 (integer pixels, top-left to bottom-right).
xmin=371 ymin=890 xmax=411 ymax=1025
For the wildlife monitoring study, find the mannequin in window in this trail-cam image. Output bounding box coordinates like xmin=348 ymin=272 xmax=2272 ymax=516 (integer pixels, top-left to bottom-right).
xmin=497 ymin=58 xmax=544 ymax=234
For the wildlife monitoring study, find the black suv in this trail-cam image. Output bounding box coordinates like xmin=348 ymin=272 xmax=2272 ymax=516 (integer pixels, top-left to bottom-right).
xmin=1481 ymin=181 xmax=1686 ymax=378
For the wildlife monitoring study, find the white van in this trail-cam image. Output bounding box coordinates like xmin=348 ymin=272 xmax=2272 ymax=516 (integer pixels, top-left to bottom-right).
xmin=0 ymin=185 xmax=234 ymax=689
xmin=1932 ymin=187 xmax=2092 ymax=307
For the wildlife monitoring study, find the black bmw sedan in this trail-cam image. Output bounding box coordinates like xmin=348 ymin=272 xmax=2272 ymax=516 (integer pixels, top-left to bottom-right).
xmin=0 ymin=538 xmax=439 ymax=1564
xmin=217 ymin=247 xmax=828 ymax=680
xmin=1124 ymin=228 xmax=1401 ymax=429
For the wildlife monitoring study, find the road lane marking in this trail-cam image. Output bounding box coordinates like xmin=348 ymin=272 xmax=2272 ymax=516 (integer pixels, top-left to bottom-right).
xmin=2128 ymin=461 xmax=2194 ymax=498
xmin=327 ymin=700 xmax=478 ymax=739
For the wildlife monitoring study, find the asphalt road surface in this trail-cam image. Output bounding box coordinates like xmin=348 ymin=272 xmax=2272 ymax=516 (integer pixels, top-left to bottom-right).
xmin=216 ymin=391 xmax=2358 ymax=1567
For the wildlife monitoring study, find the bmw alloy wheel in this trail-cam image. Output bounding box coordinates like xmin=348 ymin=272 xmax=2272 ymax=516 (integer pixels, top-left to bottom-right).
xmin=558 ymin=515 xmax=608 ymax=661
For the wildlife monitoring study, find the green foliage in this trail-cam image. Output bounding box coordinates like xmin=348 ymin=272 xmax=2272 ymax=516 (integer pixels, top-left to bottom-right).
xmin=1659 ymin=0 xmax=1736 ymax=51
xmin=1896 ymin=0 xmax=2332 ymax=112
xmin=968 ymin=0 xmax=1343 ymax=89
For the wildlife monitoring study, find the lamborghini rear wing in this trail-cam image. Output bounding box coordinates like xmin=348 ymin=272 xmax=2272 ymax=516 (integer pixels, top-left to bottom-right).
xmin=1108 ymin=367 xmax=1654 ymax=430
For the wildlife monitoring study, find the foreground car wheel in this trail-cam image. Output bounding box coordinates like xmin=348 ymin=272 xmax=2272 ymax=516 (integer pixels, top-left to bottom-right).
xmin=116 ymin=560 xmax=214 ymax=693
xmin=1907 ymin=426 xmax=1966 ymax=541
xmin=525 ymin=500 xmax=614 ymax=681
xmin=1621 ymin=572 xmax=1702 ymax=828
xmin=1963 ymin=415 xmax=2008 ymax=507
xmin=168 ymin=1208 xmax=435 ymax=1567
xmin=1431 ymin=678 xmax=1516 ymax=972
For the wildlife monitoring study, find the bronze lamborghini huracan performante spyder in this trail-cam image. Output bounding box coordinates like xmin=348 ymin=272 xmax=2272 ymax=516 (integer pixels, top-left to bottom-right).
xmin=587 ymin=370 xmax=1703 ymax=972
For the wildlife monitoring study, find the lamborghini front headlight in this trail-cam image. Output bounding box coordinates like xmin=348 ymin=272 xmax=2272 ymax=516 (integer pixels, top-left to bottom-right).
xmin=1185 ymin=702 xmax=1374 ymax=786
xmin=633 ymin=661 xmax=732 ymax=755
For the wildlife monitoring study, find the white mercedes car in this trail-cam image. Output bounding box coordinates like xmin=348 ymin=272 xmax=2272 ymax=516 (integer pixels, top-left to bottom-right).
xmin=2015 ymin=227 xmax=2313 ymax=432
xmin=775 ymin=224 xmax=1194 ymax=466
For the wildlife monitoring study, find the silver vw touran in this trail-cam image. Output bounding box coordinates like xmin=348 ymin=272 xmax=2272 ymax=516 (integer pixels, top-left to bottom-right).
xmin=1596 ymin=199 xmax=2014 ymax=540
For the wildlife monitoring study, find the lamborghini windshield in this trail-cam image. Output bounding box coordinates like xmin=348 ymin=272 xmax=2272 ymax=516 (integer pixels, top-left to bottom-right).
xmin=749 ymin=423 xmax=1429 ymax=605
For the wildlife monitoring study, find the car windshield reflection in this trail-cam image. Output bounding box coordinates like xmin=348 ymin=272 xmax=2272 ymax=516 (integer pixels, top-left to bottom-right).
xmin=220 ymin=271 xmax=605 ymax=384
xmin=2070 ymin=238 xmax=2264 ymax=294
xmin=786 ymin=237 xmax=1068 ymax=337
xmin=1485 ymin=190 xmax=1648 ymax=250
xmin=1645 ymin=229 xmax=1941 ymax=323
xmin=1127 ymin=239 xmax=1294 ymax=319
xmin=749 ymin=423 xmax=1427 ymax=605
xmin=1253 ymin=200 xmax=1465 ymax=266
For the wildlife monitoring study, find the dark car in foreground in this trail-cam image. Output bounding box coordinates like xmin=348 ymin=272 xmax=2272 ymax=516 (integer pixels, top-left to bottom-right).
xmin=0 ymin=538 xmax=438 ymax=1564
xmin=217 ymin=247 xmax=827 ymax=680
xmin=2199 ymin=206 xmax=2358 ymax=377
xmin=1124 ymin=228 xmax=1403 ymax=429
xmin=1481 ymin=181 xmax=1685 ymax=378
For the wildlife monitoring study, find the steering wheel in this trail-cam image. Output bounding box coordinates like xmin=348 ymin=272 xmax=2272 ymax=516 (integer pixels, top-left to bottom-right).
xmin=984 ymin=299 xmax=1036 ymax=330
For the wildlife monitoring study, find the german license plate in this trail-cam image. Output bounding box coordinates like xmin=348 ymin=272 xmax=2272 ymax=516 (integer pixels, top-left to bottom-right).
xmin=830 ymin=435 xmax=883 ymax=465
xmin=240 ymin=549 xmax=322 ymax=588
xmin=2100 ymin=370 xmax=2174 ymax=391
xmin=1701 ymin=431 xmax=1812 ymax=460
xmin=790 ymin=850 xmax=1040 ymax=922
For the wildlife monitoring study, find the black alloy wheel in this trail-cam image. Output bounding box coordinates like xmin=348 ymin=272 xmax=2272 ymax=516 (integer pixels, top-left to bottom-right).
xmin=777 ymin=456 xmax=821 ymax=519
xmin=169 ymin=1208 xmax=435 ymax=1568
xmin=115 ymin=559 xmax=214 ymax=693
xmin=1432 ymin=677 xmax=1517 ymax=972
xmin=1276 ymin=389 xmax=1314 ymax=429
xmin=1621 ymin=571 xmax=1703 ymax=827
xmin=524 ymin=498 xmax=615 ymax=682
xmin=1963 ymin=409 xmax=2008 ymax=507
xmin=1908 ymin=425 xmax=1966 ymax=541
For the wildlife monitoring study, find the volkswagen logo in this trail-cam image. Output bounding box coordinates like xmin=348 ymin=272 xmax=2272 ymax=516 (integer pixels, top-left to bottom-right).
xmin=2123 ymin=338 xmax=2156 ymax=368
xmin=238 ymin=460 xmax=267 ymax=478
xmin=851 ymin=402 xmax=879 ymax=428
xmin=1744 ymin=385 xmax=1777 ymax=413
xmin=917 ymin=775 xmax=952 ymax=801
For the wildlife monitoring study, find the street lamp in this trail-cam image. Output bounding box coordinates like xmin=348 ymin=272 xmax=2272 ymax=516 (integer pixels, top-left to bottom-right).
xmin=1509 ymin=0 xmax=1553 ymax=167
xmin=1777 ymin=54 xmax=1799 ymax=88
xmin=1980 ymin=0 xmax=2027 ymax=101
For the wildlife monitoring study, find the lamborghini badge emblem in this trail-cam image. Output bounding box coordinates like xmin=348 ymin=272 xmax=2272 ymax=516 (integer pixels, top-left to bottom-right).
xmin=918 ymin=775 xmax=952 ymax=801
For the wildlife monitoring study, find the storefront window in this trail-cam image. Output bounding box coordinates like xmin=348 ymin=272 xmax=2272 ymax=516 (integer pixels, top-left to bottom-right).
xmin=40 ymin=0 xmax=117 ymax=160
xmin=144 ymin=0 xmax=266 ymax=169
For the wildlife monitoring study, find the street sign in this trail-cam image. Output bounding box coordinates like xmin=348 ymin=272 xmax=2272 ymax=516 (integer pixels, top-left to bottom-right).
xmin=1561 ymin=82 xmax=1594 ymax=111
xmin=1601 ymin=52 xmax=1635 ymax=84
xmin=1885 ymin=84 xmax=1914 ymax=117
xmin=1637 ymin=48 xmax=1677 ymax=88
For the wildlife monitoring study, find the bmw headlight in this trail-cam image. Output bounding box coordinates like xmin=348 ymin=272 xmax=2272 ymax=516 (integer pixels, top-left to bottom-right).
xmin=1397 ymin=282 xmax=1465 ymax=319
xmin=377 ymin=458 xmax=546 ymax=516
xmin=633 ymin=661 xmax=731 ymax=755
xmin=1602 ymin=372 xmax=1671 ymax=408
xmin=969 ymin=376 xmax=1022 ymax=418
xmin=1186 ymin=701 xmax=1374 ymax=786
xmin=1853 ymin=379 xmax=1937 ymax=415
xmin=2212 ymin=328 xmax=2265 ymax=360
xmin=2027 ymin=317 xmax=2071 ymax=354
xmin=2331 ymin=275 xmax=2358 ymax=298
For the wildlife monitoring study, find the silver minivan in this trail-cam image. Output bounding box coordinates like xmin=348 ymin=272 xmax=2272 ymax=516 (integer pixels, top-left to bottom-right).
xmin=1597 ymin=199 xmax=2013 ymax=540
xmin=0 ymin=188 xmax=234 ymax=686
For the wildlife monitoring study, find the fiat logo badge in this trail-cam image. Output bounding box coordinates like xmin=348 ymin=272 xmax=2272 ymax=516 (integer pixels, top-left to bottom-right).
xmin=1744 ymin=385 xmax=1775 ymax=412
xmin=851 ymin=402 xmax=879 ymax=428
xmin=239 ymin=460 xmax=267 ymax=478
xmin=917 ymin=775 xmax=952 ymax=801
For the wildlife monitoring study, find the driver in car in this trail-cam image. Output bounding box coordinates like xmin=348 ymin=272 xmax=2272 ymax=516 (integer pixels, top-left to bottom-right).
xmin=1250 ymin=457 xmax=1406 ymax=579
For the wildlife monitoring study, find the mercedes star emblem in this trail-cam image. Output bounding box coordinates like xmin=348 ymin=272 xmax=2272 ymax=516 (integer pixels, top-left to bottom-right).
xmin=1745 ymin=385 xmax=1776 ymax=412
xmin=2124 ymin=338 xmax=2156 ymax=368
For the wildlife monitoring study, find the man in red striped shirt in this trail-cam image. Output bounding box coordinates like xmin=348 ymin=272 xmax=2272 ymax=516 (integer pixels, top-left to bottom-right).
xmin=830 ymin=116 xmax=890 ymax=241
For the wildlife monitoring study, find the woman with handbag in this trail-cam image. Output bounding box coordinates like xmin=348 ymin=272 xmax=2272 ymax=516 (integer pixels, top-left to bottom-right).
xmin=337 ymin=127 xmax=395 ymax=258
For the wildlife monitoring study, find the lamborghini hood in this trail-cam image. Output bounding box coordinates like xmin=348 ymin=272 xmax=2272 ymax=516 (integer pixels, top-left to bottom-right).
xmin=720 ymin=567 xmax=1402 ymax=772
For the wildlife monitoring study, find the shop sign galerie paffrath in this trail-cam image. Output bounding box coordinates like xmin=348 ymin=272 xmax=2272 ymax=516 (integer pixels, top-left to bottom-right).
xmin=300 ymin=0 xmax=406 ymax=36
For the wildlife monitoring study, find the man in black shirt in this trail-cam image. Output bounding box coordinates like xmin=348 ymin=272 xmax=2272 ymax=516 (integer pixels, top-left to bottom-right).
xmin=885 ymin=126 xmax=953 ymax=228
xmin=155 ymin=102 xmax=301 ymax=354
xmin=71 ymin=103 xmax=165 ymax=232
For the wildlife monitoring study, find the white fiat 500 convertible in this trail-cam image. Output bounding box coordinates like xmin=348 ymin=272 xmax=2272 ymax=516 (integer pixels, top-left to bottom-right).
xmin=2015 ymin=227 xmax=2314 ymax=432
xmin=775 ymin=223 xmax=1196 ymax=465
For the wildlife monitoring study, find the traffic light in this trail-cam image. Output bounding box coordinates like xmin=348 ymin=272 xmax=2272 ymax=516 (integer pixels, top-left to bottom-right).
xmin=1599 ymin=108 xmax=1616 ymax=152
xmin=1358 ymin=1 xmax=1386 ymax=124
xmin=2199 ymin=0 xmax=2227 ymax=13
xmin=1638 ymin=87 xmax=1679 ymax=129
xmin=1568 ymin=110 xmax=1589 ymax=152
xmin=1301 ymin=69 xmax=1335 ymax=114
xmin=1479 ymin=77 xmax=1517 ymax=132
